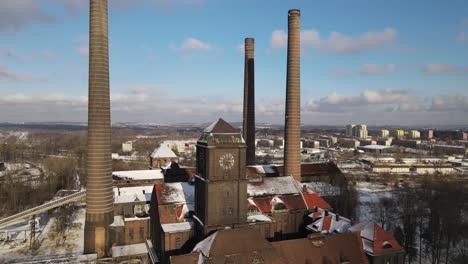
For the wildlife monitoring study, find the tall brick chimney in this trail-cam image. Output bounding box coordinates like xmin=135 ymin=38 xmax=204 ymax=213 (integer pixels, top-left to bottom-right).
xmin=84 ymin=0 xmax=114 ymax=257
xmin=243 ymin=38 xmax=256 ymax=165
xmin=284 ymin=9 xmax=301 ymax=182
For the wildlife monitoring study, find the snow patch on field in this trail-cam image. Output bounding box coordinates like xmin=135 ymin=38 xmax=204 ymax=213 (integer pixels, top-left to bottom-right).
xmin=0 ymin=204 xmax=85 ymax=262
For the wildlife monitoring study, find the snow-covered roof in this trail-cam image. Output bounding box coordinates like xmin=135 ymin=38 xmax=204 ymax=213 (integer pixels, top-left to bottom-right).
xmin=113 ymin=170 xmax=164 ymax=181
xmin=360 ymin=145 xmax=393 ymax=150
xmin=124 ymin=216 xmax=150 ymax=222
xmin=161 ymin=221 xmax=194 ymax=233
xmin=110 ymin=216 xmax=124 ymax=227
xmin=154 ymin=182 xmax=195 ymax=205
xmin=247 ymin=176 xmax=299 ymax=197
xmin=150 ymin=144 xmax=177 ymax=159
xmin=114 ymin=185 xmax=153 ymax=204
xmin=306 ymin=209 xmax=352 ymax=234
xmin=247 ymin=214 xmax=272 ymax=223
xmin=111 ymin=243 xmax=147 ymax=258
xmin=349 ymin=222 xmax=403 ymax=255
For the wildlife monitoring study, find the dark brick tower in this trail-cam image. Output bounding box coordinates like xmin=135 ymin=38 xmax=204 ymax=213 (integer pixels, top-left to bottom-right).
xmin=194 ymin=118 xmax=247 ymax=236
xmin=243 ymin=38 xmax=256 ymax=165
xmin=84 ymin=0 xmax=114 ymax=257
xmin=284 ymin=9 xmax=301 ymax=182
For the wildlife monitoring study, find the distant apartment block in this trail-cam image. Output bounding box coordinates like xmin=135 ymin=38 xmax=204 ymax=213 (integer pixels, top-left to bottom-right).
xmin=433 ymin=144 xmax=467 ymax=155
xmin=410 ymin=130 xmax=420 ymax=139
xmin=394 ymin=129 xmax=405 ymax=138
xmin=421 ymin=129 xmax=433 ymax=139
xmin=338 ymin=138 xmax=360 ymax=148
xmin=345 ymin=124 xmax=355 ymax=136
xmin=380 ymin=129 xmax=389 ymax=138
xmin=122 ymin=141 xmax=133 ymax=153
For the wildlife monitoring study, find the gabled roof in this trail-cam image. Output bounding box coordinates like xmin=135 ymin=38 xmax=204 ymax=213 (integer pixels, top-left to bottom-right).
xmin=271 ymin=233 xmax=368 ymax=264
xmin=150 ymin=144 xmax=177 ymax=159
xmin=247 ymin=176 xmax=300 ymax=197
xmin=349 ymin=222 xmax=403 ymax=255
xmin=249 ymin=194 xmax=308 ymax=214
xmin=192 ymin=227 xmax=281 ymax=260
xmin=203 ymin=118 xmax=238 ymax=133
xmin=301 ymin=191 xmax=332 ymax=209
xmin=306 ymin=209 xmax=352 ymax=234
xmin=153 ymin=182 xmax=194 ymax=205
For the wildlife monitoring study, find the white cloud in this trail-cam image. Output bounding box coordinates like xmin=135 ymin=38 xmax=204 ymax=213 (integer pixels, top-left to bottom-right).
xmin=41 ymin=50 xmax=56 ymax=60
xmin=270 ymin=28 xmax=398 ymax=54
xmin=0 ymin=0 xmax=53 ymax=32
xmin=270 ymin=30 xmax=288 ymax=49
xmin=305 ymin=89 xmax=423 ymax=113
xmin=0 ymin=64 xmax=48 ymax=82
xmin=359 ymin=64 xmax=396 ymax=75
xmin=422 ymin=64 xmax=466 ymax=74
xmin=237 ymin=44 xmax=244 ymax=54
xmin=431 ymin=93 xmax=468 ymax=112
xmin=1 ymin=89 xmax=467 ymax=125
xmin=78 ymin=47 xmax=89 ymax=56
xmin=178 ymin=38 xmax=211 ymax=51
xmin=456 ymin=18 xmax=468 ymax=43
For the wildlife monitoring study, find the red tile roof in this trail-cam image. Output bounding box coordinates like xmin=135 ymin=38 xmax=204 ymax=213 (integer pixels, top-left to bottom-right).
xmin=280 ymin=195 xmax=307 ymax=211
xmin=372 ymin=224 xmax=402 ymax=254
xmin=350 ymin=223 xmax=403 ymax=255
xmin=301 ymin=191 xmax=332 ymax=209
xmin=321 ymin=215 xmax=332 ymax=231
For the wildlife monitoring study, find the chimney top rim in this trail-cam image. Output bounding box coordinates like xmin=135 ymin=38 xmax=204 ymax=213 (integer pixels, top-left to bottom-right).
xmin=288 ymin=9 xmax=301 ymax=15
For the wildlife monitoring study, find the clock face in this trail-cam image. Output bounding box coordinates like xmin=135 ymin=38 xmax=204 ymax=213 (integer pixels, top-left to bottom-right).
xmin=219 ymin=153 xmax=235 ymax=171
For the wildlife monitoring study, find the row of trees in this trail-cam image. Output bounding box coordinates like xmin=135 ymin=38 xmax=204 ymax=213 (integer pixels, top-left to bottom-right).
xmin=0 ymin=157 xmax=77 ymax=218
xmin=371 ymin=178 xmax=468 ymax=264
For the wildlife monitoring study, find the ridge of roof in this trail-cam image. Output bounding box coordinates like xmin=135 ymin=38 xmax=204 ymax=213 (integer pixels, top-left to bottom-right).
xmin=203 ymin=118 xmax=238 ymax=134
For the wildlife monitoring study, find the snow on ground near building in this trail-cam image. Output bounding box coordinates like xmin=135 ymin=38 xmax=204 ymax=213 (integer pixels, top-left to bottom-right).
xmin=0 ymin=131 xmax=29 ymax=140
xmin=161 ymin=221 xmax=194 ymax=233
xmin=0 ymin=205 xmax=85 ymax=262
xmin=112 ymin=243 xmax=148 ymax=258
xmin=0 ymin=163 xmax=41 ymax=178
xmin=113 ymin=170 xmax=164 ymax=181
xmin=355 ymin=182 xmax=394 ymax=223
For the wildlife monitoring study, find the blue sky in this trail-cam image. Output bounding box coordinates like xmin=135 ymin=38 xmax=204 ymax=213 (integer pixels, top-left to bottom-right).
xmin=0 ymin=0 xmax=467 ymax=126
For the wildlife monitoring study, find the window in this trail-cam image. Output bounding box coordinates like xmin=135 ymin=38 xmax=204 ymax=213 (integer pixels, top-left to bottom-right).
xmin=139 ymin=227 xmax=145 ymax=240
xmin=264 ymin=226 xmax=270 ymax=238
xmin=175 ymin=236 xmax=182 ymax=248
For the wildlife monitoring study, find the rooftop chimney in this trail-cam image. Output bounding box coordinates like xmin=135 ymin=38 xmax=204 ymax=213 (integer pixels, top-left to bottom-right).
xmin=243 ymin=38 xmax=256 ymax=165
xmin=284 ymin=9 xmax=301 ymax=181
xmin=84 ymin=0 xmax=114 ymax=257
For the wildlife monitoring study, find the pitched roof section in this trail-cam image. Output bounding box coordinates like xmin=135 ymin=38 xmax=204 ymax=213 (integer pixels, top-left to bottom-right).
xmin=192 ymin=227 xmax=283 ymax=262
xmin=203 ymin=118 xmax=238 ymax=133
xmin=150 ymin=144 xmax=177 ymax=159
xmin=247 ymin=176 xmax=300 ymax=197
xmin=349 ymin=222 xmax=403 ymax=255
xmin=271 ymin=233 xmax=368 ymax=264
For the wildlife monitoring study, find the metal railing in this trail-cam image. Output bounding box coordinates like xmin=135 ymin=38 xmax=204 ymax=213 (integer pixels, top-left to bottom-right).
xmin=0 ymin=190 xmax=86 ymax=228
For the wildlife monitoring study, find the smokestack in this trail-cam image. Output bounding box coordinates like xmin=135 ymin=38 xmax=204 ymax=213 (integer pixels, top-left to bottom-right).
xmin=284 ymin=9 xmax=301 ymax=182
xmin=84 ymin=0 xmax=114 ymax=257
xmin=243 ymin=38 xmax=256 ymax=165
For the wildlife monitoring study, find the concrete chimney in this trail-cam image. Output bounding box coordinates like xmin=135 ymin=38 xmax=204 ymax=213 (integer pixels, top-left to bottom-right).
xmin=243 ymin=37 xmax=256 ymax=165
xmin=84 ymin=0 xmax=114 ymax=257
xmin=284 ymin=9 xmax=301 ymax=182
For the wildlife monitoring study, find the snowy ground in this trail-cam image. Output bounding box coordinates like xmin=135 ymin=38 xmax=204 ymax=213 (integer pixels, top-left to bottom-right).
xmin=0 ymin=163 xmax=43 ymax=190
xmin=0 ymin=204 xmax=85 ymax=263
xmin=355 ymin=181 xmax=395 ymax=223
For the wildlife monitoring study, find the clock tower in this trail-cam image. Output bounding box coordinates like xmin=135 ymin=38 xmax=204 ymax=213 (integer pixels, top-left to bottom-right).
xmin=194 ymin=118 xmax=247 ymax=235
